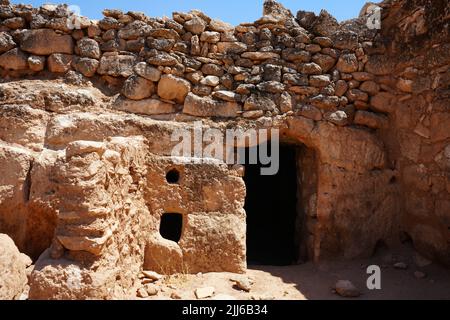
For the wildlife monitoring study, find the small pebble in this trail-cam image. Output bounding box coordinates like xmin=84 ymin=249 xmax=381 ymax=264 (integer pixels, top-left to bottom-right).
xmin=230 ymin=276 xmax=253 ymax=292
xmin=142 ymin=270 xmax=163 ymax=281
xmin=335 ymin=280 xmax=361 ymax=298
xmin=170 ymin=291 xmax=182 ymax=299
xmin=195 ymin=286 xmax=215 ymax=299
xmin=414 ymin=253 xmax=432 ymax=267
xmin=146 ymin=284 xmax=159 ymax=296
xmin=414 ymin=271 xmax=426 ymax=279
xmin=393 ymin=262 xmax=408 ymax=270
xmin=137 ymin=287 xmax=149 ymax=298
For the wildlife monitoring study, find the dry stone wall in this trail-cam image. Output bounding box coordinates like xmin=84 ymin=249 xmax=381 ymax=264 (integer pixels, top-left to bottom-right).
xmin=0 ymin=0 xmax=448 ymax=299
xmin=0 ymin=0 xmax=388 ymax=128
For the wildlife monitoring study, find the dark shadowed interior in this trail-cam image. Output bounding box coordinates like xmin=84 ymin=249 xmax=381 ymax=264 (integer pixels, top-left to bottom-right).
xmin=160 ymin=213 xmax=183 ymax=243
xmin=243 ymin=143 xmax=299 ymax=266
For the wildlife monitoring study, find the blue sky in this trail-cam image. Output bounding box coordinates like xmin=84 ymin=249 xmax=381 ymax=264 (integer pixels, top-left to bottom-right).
xmin=11 ymin=0 xmax=368 ymax=25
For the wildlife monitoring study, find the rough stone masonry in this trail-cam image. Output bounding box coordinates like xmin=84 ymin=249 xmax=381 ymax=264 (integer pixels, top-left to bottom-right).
xmin=0 ymin=0 xmax=448 ymax=299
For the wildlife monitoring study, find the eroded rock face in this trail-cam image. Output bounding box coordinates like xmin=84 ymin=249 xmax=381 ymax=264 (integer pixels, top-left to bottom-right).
xmin=28 ymin=137 xmax=151 ymax=299
xmin=0 ymin=0 xmax=448 ymax=300
xmin=143 ymin=156 xmax=246 ymax=274
xmin=374 ymin=0 xmax=450 ymax=266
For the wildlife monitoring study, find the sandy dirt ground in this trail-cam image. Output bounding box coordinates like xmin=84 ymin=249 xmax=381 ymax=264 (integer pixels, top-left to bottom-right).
xmin=136 ymin=245 xmax=450 ymax=300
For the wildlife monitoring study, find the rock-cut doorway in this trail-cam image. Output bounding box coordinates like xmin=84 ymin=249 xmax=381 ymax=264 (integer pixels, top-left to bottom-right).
xmin=241 ymin=142 xmax=300 ymax=266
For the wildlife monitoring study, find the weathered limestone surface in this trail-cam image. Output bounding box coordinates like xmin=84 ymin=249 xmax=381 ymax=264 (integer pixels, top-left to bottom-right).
xmin=0 ymin=0 xmax=448 ymax=299
xmin=372 ymin=0 xmax=450 ymax=266
xmin=144 ymin=156 xmax=246 ymax=274
xmin=29 ymin=137 xmax=151 ymax=299
xmin=0 ymin=233 xmax=31 ymax=299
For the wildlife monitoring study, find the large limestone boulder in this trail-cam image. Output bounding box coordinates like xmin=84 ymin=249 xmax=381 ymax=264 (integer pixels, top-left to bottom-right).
xmin=97 ymin=54 xmax=135 ymax=77
xmin=134 ymin=62 xmax=161 ymax=82
xmin=0 ymin=234 xmax=31 ymax=300
xmin=184 ymin=16 xmax=207 ymax=35
xmin=47 ymin=53 xmax=73 ymax=73
xmin=122 ymin=75 xmax=155 ymax=100
xmin=263 ymin=0 xmax=295 ymax=21
xmin=75 ymin=38 xmax=101 ymax=60
xmin=20 ymin=29 xmax=74 ymax=56
xmin=183 ymin=93 xmax=241 ymax=118
xmin=157 ymin=74 xmax=191 ymax=104
xmin=72 ymin=57 xmax=99 ymax=77
xmin=0 ymin=48 xmax=28 ymax=70
xmin=29 ymin=252 xmax=120 ymax=300
xmin=114 ymin=97 xmax=177 ymax=116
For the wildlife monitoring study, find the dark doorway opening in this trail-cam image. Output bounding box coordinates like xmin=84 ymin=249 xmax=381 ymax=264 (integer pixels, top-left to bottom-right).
xmin=242 ymin=143 xmax=299 ymax=266
xmin=160 ymin=213 xmax=183 ymax=242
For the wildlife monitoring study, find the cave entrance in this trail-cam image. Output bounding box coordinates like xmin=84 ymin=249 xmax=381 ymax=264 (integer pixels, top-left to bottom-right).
xmin=242 ymin=142 xmax=301 ymax=266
